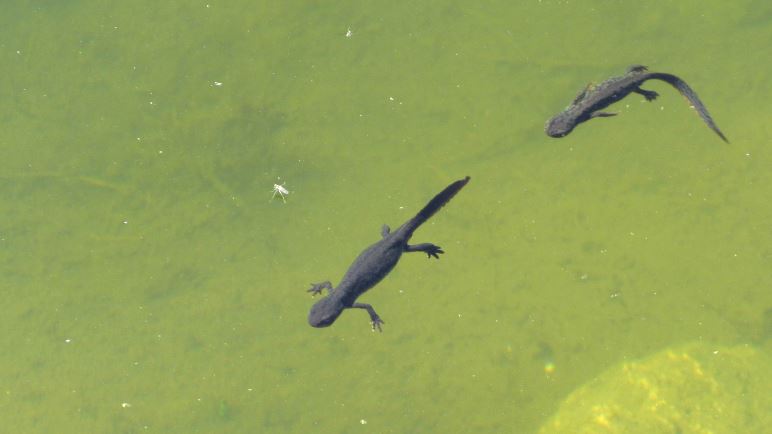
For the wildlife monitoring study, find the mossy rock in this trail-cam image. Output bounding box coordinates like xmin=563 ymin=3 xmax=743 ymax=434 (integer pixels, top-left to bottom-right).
xmin=539 ymin=343 xmax=772 ymax=434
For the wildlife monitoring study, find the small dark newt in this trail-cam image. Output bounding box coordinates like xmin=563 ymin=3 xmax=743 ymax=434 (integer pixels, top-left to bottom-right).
xmin=307 ymin=176 xmax=470 ymax=331
xmin=545 ymin=65 xmax=728 ymax=142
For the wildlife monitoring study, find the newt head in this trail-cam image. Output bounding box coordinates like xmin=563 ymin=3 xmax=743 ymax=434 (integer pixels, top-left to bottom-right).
xmin=308 ymin=297 xmax=344 ymax=328
xmin=545 ymin=112 xmax=576 ymax=138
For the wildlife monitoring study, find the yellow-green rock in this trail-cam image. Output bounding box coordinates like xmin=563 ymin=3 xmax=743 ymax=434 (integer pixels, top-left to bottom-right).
xmin=538 ymin=343 xmax=772 ymax=434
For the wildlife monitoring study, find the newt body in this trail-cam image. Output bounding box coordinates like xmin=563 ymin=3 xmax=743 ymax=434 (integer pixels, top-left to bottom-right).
xmin=307 ymin=177 xmax=470 ymax=331
xmin=546 ymin=65 xmax=728 ymax=142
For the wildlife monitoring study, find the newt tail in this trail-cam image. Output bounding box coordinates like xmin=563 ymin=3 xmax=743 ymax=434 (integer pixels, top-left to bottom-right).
xmin=646 ymin=72 xmax=728 ymax=143
xmin=394 ymin=176 xmax=470 ymax=239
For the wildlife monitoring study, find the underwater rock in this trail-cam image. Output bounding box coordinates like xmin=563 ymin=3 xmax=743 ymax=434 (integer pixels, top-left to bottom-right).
xmin=538 ymin=342 xmax=772 ymax=434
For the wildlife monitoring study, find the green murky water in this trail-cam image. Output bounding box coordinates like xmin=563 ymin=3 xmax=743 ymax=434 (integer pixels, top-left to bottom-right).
xmin=1 ymin=1 xmax=770 ymax=433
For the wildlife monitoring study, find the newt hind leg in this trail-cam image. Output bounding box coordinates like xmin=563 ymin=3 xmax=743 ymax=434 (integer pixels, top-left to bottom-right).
xmin=635 ymin=87 xmax=659 ymax=101
xmin=405 ymin=243 xmax=444 ymax=259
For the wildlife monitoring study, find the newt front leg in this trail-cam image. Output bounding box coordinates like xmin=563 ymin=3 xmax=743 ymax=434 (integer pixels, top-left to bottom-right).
xmin=307 ymin=281 xmax=333 ymax=296
xmin=352 ymin=302 xmax=385 ymax=332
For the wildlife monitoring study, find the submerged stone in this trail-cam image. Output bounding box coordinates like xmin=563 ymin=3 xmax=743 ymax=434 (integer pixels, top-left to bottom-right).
xmin=538 ymin=342 xmax=772 ymax=434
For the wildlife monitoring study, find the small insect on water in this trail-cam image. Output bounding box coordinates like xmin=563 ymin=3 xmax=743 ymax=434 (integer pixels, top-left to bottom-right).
xmin=270 ymin=182 xmax=290 ymax=203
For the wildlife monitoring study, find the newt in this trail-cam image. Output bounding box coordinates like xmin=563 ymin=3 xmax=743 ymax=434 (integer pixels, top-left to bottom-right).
xmin=545 ymin=65 xmax=728 ymax=142
xmin=307 ymin=176 xmax=470 ymax=331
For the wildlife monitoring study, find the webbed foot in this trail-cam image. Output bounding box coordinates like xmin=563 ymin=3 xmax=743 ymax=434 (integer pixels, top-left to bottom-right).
xmin=371 ymin=316 xmax=385 ymax=332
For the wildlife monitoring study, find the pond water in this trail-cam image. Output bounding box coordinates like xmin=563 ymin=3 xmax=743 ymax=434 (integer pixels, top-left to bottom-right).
xmin=1 ymin=1 xmax=770 ymax=433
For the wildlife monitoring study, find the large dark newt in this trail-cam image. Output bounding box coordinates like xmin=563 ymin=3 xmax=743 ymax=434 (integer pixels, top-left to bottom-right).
xmin=307 ymin=176 xmax=470 ymax=331
xmin=545 ymin=65 xmax=728 ymax=142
